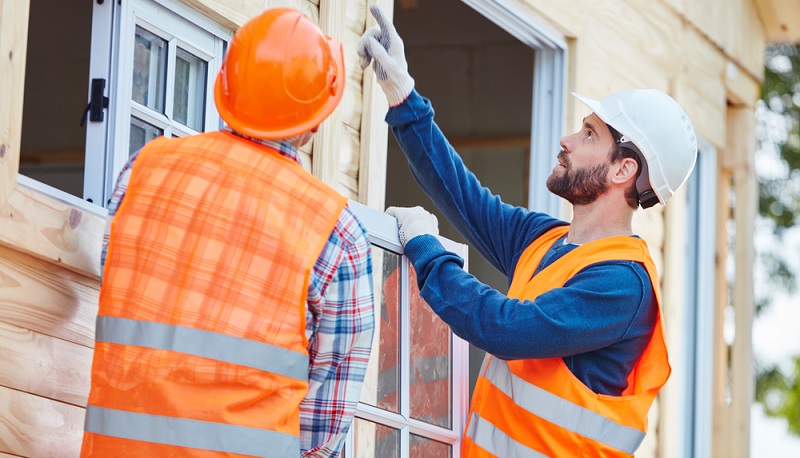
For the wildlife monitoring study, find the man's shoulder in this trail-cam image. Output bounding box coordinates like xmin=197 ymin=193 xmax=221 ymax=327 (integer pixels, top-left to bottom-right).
xmin=324 ymin=205 xmax=370 ymax=256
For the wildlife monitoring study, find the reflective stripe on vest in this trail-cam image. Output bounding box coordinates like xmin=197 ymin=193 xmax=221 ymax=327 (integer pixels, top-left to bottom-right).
xmin=96 ymin=316 xmax=308 ymax=381
xmin=84 ymin=405 xmax=299 ymax=456
xmin=466 ymin=412 xmax=547 ymax=458
xmin=483 ymin=357 xmax=646 ymax=455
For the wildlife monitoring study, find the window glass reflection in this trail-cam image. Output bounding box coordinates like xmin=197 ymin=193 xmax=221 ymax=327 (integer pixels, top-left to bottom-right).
xmin=132 ymin=26 xmax=167 ymax=113
xmin=173 ymin=47 xmax=207 ymax=131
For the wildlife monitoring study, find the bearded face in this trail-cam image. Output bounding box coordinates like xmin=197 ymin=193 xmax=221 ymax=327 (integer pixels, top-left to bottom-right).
xmin=546 ymin=150 xmax=610 ymax=205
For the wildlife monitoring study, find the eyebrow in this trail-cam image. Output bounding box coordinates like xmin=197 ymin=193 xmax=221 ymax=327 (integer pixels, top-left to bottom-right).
xmin=582 ymin=117 xmax=600 ymax=136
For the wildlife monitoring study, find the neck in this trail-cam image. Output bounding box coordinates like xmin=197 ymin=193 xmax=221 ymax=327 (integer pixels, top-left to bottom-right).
xmin=566 ymin=196 xmax=635 ymax=245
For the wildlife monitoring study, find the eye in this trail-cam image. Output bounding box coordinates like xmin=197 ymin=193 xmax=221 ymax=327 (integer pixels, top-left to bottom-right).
xmin=585 ymin=129 xmax=593 ymax=140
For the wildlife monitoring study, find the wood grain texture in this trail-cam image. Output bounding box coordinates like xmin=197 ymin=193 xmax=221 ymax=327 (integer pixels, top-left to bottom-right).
xmin=0 ymin=387 xmax=84 ymax=458
xmin=0 ymin=0 xmax=30 ymax=209
xmin=313 ymin=0 xmax=345 ymax=189
xmin=0 ymin=183 xmax=105 ymax=279
xmin=753 ymin=0 xmax=800 ymax=43
xmin=0 ymin=321 xmax=92 ymax=407
xmin=0 ymin=243 xmax=98 ymax=348
xmin=178 ymin=0 xmax=318 ymax=29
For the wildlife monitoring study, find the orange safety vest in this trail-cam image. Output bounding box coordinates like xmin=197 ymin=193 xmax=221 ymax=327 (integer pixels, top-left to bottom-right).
xmin=462 ymin=226 xmax=671 ymax=457
xmin=81 ymin=131 xmax=346 ymax=457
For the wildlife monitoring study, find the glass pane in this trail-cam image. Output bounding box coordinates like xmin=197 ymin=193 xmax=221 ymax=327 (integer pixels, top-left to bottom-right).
xmin=409 ymin=264 xmax=452 ymax=428
xmin=132 ymin=26 xmax=167 ymax=113
xmin=173 ymin=47 xmax=207 ymax=131
xmin=410 ymin=434 xmax=451 ymax=458
xmin=353 ymin=418 xmax=399 ymax=458
xmin=359 ymin=247 xmax=401 ymax=413
xmin=129 ymin=117 xmax=163 ymax=155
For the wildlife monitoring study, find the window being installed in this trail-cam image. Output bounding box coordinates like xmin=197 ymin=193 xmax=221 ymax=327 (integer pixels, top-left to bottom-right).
xmin=20 ymin=0 xmax=230 ymax=210
xmin=346 ymin=202 xmax=470 ymax=457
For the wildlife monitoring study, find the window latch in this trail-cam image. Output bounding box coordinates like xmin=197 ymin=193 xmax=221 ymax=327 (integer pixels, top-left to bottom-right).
xmin=80 ymin=78 xmax=109 ymax=126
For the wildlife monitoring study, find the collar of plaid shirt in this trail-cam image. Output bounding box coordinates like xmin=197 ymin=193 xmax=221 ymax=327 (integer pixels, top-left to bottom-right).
xmin=224 ymin=127 xmax=302 ymax=165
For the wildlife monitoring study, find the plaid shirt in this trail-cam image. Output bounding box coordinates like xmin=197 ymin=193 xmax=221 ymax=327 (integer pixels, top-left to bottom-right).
xmin=101 ymin=130 xmax=375 ymax=457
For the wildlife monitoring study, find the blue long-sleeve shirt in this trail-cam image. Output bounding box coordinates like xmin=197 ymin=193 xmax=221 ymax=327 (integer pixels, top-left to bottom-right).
xmin=387 ymin=90 xmax=657 ymax=396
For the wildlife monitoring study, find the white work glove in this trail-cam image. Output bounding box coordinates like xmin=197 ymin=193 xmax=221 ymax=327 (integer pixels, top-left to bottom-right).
xmin=357 ymin=5 xmax=415 ymax=107
xmin=385 ymin=206 xmax=439 ymax=247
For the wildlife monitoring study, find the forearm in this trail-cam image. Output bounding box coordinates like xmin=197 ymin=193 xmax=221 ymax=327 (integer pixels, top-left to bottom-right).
xmin=404 ymin=235 xmax=642 ymax=360
xmin=387 ymin=91 xmax=563 ymax=276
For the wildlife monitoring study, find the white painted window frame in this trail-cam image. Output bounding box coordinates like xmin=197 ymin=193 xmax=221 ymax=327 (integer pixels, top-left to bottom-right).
xmin=460 ymin=0 xmax=567 ymax=216
xmin=347 ymin=201 xmax=471 ymax=457
xmin=85 ymin=0 xmax=231 ymax=207
xmin=680 ymin=140 xmax=717 ymax=458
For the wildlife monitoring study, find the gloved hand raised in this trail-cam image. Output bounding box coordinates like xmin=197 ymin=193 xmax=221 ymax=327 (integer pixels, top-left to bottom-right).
xmin=385 ymin=206 xmax=439 ymax=247
xmin=357 ymin=5 xmax=415 ymax=107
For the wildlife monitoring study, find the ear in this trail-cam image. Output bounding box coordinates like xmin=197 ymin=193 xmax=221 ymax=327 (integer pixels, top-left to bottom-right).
xmin=610 ymin=157 xmax=639 ymax=185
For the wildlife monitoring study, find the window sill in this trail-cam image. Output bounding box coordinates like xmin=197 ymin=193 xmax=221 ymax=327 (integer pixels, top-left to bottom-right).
xmin=0 ymin=176 xmax=106 ymax=280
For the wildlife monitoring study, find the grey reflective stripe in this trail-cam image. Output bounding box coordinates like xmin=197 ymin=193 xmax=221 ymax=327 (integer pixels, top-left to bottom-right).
xmin=85 ymin=405 xmax=298 ymax=456
xmin=96 ymin=316 xmax=308 ymax=381
xmin=484 ymin=357 xmax=646 ymax=454
xmin=466 ymin=412 xmax=547 ymax=458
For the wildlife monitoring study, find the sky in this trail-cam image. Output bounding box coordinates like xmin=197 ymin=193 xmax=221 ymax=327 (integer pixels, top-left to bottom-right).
xmin=751 ymin=292 xmax=800 ymax=456
xmin=751 ymin=225 xmax=800 ymax=457
xmin=750 ymin=97 xmax=800 ymax=456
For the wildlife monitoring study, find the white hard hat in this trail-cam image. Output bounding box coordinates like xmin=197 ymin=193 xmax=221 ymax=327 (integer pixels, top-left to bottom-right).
xmin=572 ymin=89 xmax=698 ymax=208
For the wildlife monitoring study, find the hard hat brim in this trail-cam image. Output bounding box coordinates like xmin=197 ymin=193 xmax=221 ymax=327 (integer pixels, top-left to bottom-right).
xmin=571 ymin=92 xmax=605 ymax=120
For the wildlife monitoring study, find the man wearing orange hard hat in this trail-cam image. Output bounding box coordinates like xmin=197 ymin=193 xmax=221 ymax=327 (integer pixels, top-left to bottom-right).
xmin=81 ymin=8 xmax=374 ymax=457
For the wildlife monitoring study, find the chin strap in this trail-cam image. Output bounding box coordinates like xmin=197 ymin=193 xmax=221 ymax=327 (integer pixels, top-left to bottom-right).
xmin=608 ymin=126 xmax=658 ymax=208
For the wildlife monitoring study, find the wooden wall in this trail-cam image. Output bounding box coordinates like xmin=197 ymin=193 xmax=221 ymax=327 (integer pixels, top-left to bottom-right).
xmin=525 ymin=0 xmax=764 ymax=149
xmin=0 ymin=244 xmax=96 ymax=456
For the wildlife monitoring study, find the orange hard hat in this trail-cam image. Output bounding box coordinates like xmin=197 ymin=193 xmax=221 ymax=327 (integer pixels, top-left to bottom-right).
xmin=214 ymin=8 xmax=345 ymax=139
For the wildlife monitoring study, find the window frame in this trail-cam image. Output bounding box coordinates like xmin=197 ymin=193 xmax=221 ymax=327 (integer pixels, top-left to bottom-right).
xmin=680 ymin=140 xmax=717 ymax=458
xmin=347 ymin=200 xmax=471 ymax=457
xmin=460 ymin=0 xmax=567 ymax=216
xmin=84 ymin=0 xmax=231 ymax=207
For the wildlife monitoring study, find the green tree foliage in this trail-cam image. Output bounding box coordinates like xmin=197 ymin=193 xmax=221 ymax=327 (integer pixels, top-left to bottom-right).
xmin=755 ymin=43 xmax=800 ymax=436
xmin=760 ymin=43 xmax=800 ymax=234
xmin=756 ymin=357 xmax=800 ymax=436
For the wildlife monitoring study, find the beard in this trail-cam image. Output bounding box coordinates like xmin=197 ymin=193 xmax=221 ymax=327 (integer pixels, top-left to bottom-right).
xmin=546 ymin=151 xmax=610 ymax=205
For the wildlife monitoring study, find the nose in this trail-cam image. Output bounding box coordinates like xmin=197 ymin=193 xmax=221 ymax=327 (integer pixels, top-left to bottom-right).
xmin=559 ymin=134 xmax=571 ymax=153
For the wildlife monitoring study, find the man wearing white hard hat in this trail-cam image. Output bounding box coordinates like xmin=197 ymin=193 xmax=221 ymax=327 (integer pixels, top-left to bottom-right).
xmin=358 ymin=5 xmax=697 ymax=457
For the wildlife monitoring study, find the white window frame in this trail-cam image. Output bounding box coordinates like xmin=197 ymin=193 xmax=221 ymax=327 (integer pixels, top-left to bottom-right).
xmin=460 ymin=0 xmax=567 ymax=216
xmin=347 ymin=201 xmax=471 ymax=457
xmin=85 ymin=0 xmax=231 ymax=207
xmin=680 ymin=140 xmax=717 ymax=458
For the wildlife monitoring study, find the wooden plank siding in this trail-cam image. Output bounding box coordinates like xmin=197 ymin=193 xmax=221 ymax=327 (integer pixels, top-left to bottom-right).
xmin=711 ymin=106 xmax=757 ymax=458
xmin=0 ymin=387 xmax=85 ymax=457
xmin=0 ymin=244 xmax=97 ymax=455
xmin=0 ymin=0 xmax=29 ymax=209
